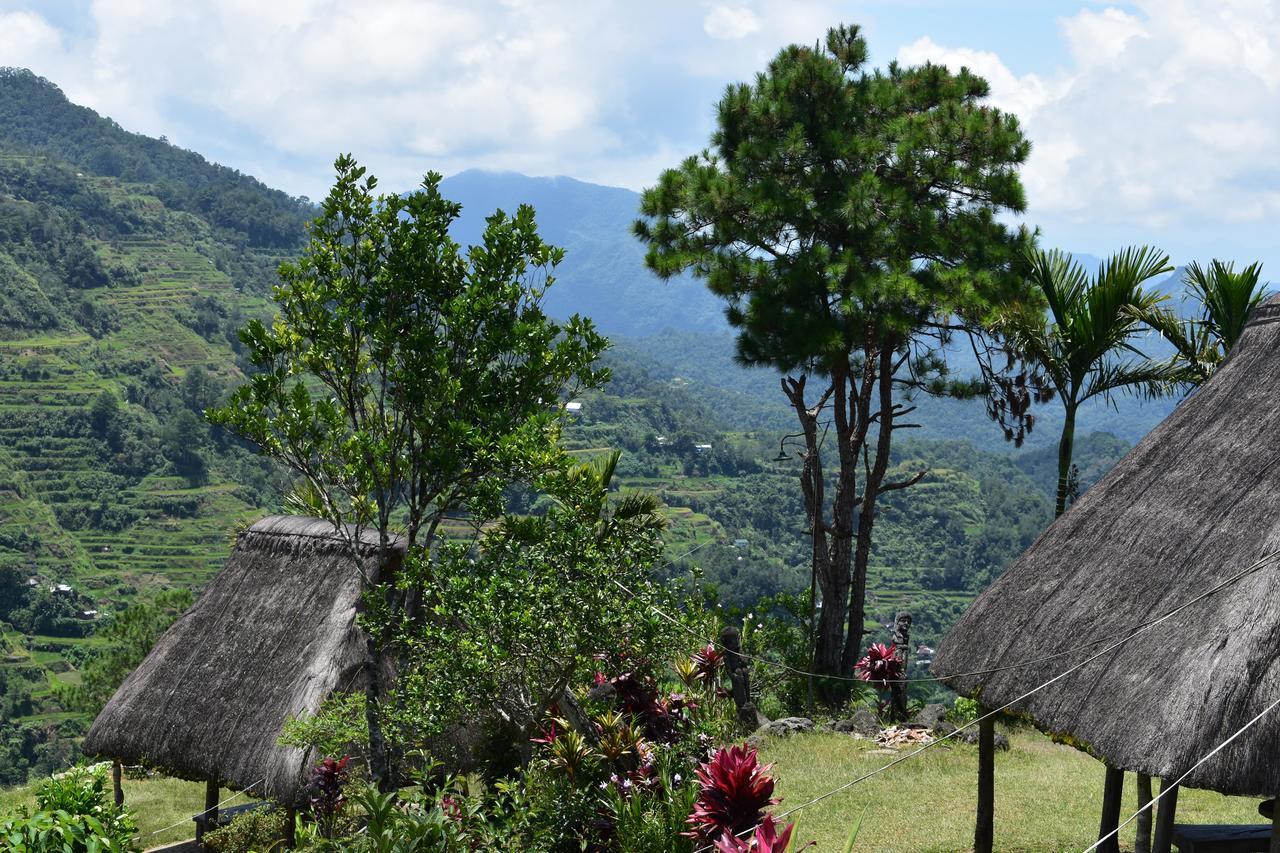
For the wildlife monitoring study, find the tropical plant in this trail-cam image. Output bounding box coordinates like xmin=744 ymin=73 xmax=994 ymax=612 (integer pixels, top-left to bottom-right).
xmin=635 ymin=23 xmax=1036 ymax=692
xmin=1134 ymin=259 xmax=1269 ymax=385
xmin=209 ymin=155 xmax=608 ymax=785
xmin=854 ymin=642 xmax=904 ymax=689
xmin=307 ymin=755 xmax=351 ymax=838
xmin=686 ymin=745 xmax=779 ymax=843
xmin=998 ymin=246 xmax=1179 ymax=517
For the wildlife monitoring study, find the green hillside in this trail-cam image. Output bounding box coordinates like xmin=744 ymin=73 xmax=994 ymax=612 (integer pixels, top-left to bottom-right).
xmin=0 ymin=72 xmax=316 ymax=781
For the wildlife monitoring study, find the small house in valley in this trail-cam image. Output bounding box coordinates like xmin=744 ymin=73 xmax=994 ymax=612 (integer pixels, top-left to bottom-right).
xmin=935 ymin=294 xmax=1280 ymax=852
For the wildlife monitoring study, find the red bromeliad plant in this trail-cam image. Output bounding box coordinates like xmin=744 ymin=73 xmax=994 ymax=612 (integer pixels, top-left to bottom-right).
xmin=855 ymin=642 xmax=903 ymax=689
xmin=686 ymin=745 xmax=778 ymax=842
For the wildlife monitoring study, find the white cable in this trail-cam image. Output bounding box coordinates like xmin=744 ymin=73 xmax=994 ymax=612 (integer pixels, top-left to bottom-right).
xmin=1082 ymin=696 xmax=1280 ymax=853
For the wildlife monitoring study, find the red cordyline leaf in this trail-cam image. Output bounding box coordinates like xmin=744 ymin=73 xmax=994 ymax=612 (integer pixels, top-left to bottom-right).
xmin=685 ymin=745 xmax=779 ymax=841
xmin=530 ymin=719 xmax=560 ymax=746
xmin=714 ymin=816 xmax=811 ymax=852
xmin=855 ymin=642 xmax=904 ymax=688
xmin=693 ymin=644 xmax=724 ymax=682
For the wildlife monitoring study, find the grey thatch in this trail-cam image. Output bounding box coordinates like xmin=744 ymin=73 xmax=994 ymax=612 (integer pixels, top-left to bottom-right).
xmin=934 ymin=293 xmax=1280 ymax=798
xmin=83 ymin=515 xmax=401 ymax=806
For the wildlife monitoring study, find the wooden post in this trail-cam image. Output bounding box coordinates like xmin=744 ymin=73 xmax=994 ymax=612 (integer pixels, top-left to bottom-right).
xmin=890 ymin=612 xmax=911 ymax=723
xmin=1135 ymin=772 xmax=1153 ymax=853
xmin=975 ymin=712 xmax=995 ymax=853
xmin=1270 ymin=797 xmax=1280 ymax=853
xmin=1097 ymin=765 xmax=1124 ymax=853
xmin=1152 ymin=778 xmax=1178 ymax=853
xmin=195 ymin=778 xmax=219 ymax=841
xmin=111 ymin=759 xmax=123 ymax=808
xmin=284 ymin=805 xmax=297 ymax=849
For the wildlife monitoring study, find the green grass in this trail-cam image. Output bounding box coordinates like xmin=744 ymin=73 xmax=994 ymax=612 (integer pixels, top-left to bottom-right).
xmin=760 ymin=730 xmax=1262 ymax=852
xmin=0 ymin=771 xmax=238 ymax=847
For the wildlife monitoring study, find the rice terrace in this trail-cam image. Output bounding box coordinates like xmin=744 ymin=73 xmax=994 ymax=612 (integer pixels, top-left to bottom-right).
xmin=0 ymin=2 xmax=1276 ymax=851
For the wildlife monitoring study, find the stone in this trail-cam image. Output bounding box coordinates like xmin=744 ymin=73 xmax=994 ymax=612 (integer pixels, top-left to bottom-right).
xmin=958 ymin=726 xmax=1010 ymax=751
xmin=910 ymin=703 xmax=948 ymax=730
xmin=829 ymin=708 xmax=880 ymax=737
xmin=753 ymin=716 xmax=815 ymax=739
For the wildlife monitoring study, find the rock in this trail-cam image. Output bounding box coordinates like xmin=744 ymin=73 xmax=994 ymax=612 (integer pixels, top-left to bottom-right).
xmin=753 ymin=716 xmax=815 ymax=739
xmin=958 ymin=726 xmax=1010 ymax=751
xmin=910 ymin=703 xmax=948 ymax=730
xmin=829 ymin=708 xmax=879 ymax=737
xmin=934 ymin=720 xmax=958 ymax=738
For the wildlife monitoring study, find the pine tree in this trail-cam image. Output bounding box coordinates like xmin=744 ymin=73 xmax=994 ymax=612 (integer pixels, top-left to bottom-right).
xmin=636 ymin=24 xmax=1035 ymax=689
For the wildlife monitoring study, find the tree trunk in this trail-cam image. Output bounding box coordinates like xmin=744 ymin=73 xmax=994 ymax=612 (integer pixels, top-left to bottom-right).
xmin=363 ymin=633 xmax=392 ymax=791
xmin=1055 ymin=402 xmax=1077 ymax=518
xmin=842 ymin=348 xmax=895 ymax=672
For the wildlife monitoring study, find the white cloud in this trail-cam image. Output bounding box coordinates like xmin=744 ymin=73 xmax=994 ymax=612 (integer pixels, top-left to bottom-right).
xmin=898 ymin=2 xmax=1280 ymax=242
xmin=704 ymin=4 xmax=761 ymax=40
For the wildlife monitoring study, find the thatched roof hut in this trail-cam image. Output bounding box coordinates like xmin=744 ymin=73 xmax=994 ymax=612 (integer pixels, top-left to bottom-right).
xmin=83 ymin=515 xmax=401 ymax=807
xmin=935 ymin=293 xmax=1280 ymax=798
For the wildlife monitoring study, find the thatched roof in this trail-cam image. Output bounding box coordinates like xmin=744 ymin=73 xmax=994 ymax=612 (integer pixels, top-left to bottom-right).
xmin=934 ymin=293 xmax=1280 ymax=797
xmin=83 ymin=515 xmax=402 ymax=806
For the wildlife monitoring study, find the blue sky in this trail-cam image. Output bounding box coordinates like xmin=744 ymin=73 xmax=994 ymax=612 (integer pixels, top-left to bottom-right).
xmin=1 ymin=1 xmax=1276 ymax=272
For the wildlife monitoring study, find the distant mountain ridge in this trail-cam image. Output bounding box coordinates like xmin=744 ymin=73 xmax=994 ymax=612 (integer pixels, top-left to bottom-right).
xmin=439 ymin=170 xmax=727 ymax=337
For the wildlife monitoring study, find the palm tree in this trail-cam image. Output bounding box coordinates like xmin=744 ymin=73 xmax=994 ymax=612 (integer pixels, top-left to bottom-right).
xmin=1001 ymin=246 xmax=1180 ymax=517
xmin=1134 ymin=260 xmax=1269 ymax=385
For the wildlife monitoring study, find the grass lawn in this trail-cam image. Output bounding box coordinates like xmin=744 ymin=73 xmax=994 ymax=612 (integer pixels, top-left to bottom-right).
xmin=0 ymin=771 xmax=239 ymax=848
xmin=761 ymin=730 xmax=1263 ymax=852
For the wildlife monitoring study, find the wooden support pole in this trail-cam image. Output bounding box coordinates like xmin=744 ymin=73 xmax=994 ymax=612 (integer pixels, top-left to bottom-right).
xmin=1152 ymin=778 xmax=1178 ymax=853
xmin=196 ymin=778 xmax=219 ymax=842
xmin=1270 ymin=798 xmax=1280 ymax=853
xmin=975 ymin=712 xmax=995 ymax=853
xmin=1135 ymin=772 xmax=1153 ymax=853
xmin=1097 ymin=765 xmax=1124 ymax=853
xmin=111 ymin=759 xmax=123 ymax=808
xmin=284 ymin=805 xmax=297 ymax=849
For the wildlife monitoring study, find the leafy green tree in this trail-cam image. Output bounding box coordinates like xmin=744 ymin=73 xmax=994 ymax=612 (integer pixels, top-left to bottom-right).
xmin=1135 ymin=260 xmax=1269 ymax=385
xmin=999 ymin=247 xmax=1179 ymax=518
xmin=391 ymin=451 xmax=681 ymax=755
xmin=209 ymin=155 xmax=607 ymax=787
xmin=635 ymin=24 xmax=1034 ymax=684
xmin=62 ymin=589 xmax=193 ymax=715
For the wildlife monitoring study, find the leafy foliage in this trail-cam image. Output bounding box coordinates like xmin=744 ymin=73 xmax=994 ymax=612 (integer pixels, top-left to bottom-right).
xmin=1136 ymin=259 xmax=1270 ymax=384
xmin=997 ymin=246 xmax=1179 ymax=515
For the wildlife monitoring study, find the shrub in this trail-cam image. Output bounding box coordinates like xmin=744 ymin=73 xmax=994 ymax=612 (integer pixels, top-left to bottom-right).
xmin=202 ymin=806 xmax=286 ymax=853
xmin=0 ymin=808 xmax=132 ymax=852
xmin=0 ymin=763 xmax=140 ymax=850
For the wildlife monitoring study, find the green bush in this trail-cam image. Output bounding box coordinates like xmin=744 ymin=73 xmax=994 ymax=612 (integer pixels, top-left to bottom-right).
xmin=0 ymin=808 xmax=132 ymax=852
xmin=202 ymin=807 xmax=286 ymax=853
xmin=0 ymin=763 xmax=138 ymax=850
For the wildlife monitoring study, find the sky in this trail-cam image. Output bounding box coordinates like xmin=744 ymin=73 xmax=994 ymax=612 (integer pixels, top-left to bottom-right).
xmin=0 ymin=0 xmax=1277 ymax=270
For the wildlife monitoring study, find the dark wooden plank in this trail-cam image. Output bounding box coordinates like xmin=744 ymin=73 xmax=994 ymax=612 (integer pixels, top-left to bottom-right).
xmin=1172 ymin=823 xmax=1270 ymax=852
xmin=1098 ymin=765 xmax=1124 ymax=853
xmin=975 ymin=714 xmax=994 ymax=853
xmin=1154 ymin=779 xmax=1179 ymax=853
